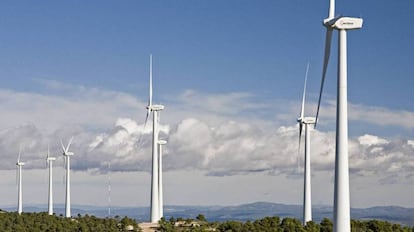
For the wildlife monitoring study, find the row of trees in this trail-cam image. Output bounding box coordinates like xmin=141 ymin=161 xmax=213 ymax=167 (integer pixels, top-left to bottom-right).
xmin=159 ymin=215 xmax=414 ymax=232
xmin=0 ymin=212 xmax=141 ymax=232
xmin=1 ymin=211 xmax=413 ymax=231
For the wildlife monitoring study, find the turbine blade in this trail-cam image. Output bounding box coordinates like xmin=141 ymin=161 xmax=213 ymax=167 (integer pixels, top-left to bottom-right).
xmin=16 ymin=166 xmax=18 ymax=185
xmin=17 ymin=145 xmax=22 ymax=162
xmin=328 ymin=0 xmax=335 ymax=19
xmin=299 ymin=123 xmax=303 ymax=150
xmin=300 ymin=63 xmax=310 ymax=119
xmin=298 ymin=122 xmax=303 ymax=172
xmin=46 ymin=144 xmax=50 ymax=168
xmin=149 ymin=54 xmax=153 ymax=108
xmin=143 ymin=111 xmax=150 ymax=132
xmin=66 ymin=136 xmax=74 ymax=153
xmin=315 ymin=29 xmax=333 ymax=127
xmin=137 ymin=111 xmax=151 ymax=149
xmin=61 ymin=139 xmax=66 ymax=153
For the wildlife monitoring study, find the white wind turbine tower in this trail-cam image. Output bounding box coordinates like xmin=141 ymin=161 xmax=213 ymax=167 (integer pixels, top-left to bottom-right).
xmin=315 ymin=0 xmax=363 ymax=231
xmin=46 ymin=145 xmax=56 ymax=215
xmin=16 ymin=148 xmax=25 ymax=215
xmin=143 ymin=54 xmax=165 ymax=223
xmin=297 ymin=64 xmax=316 ymax=225
xmin=61 ymin=137 xmax=74 ymax=218
xmin=107 ymin=162 xmax=111 ymax=217
xmin=158 ymin=140 xmax=167 ymax=218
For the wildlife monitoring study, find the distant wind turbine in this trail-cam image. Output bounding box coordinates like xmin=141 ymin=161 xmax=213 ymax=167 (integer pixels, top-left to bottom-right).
xmin=143 ymin=55 xmax=165 ymax=223
xmin=158 ymin=140 xmax=167 ymax=218
xmin=61 ymin=137 xmax=74 ymax=218
xmin=16 ymin=147 xmax=25 ymax=215
xmin=108 ymin=162 xmax=111 ymax=217
xmin=315 ymin=0 xmax=363 ymax=231
xmin=46 ymin=145 xmax=56 ymax=215
xmin=297 ymin=64 xmax=316 ymax=225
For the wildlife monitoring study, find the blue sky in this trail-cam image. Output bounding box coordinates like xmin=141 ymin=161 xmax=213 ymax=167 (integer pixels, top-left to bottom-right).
xmin=0 ymin=0 xmax=413 ymax=212
xmin=2 ymin=0 xmax=413 ymax=109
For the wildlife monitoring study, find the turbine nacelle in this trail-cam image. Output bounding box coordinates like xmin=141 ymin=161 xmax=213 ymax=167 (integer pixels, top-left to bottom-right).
xmin=158 ymin=140 xmax=167 ymax=145
xmin=325 ymin=16 xmax=363 ymax=30
xmin=63 ymin=152 xmax=74 ymax=156
xmin=16 ymin=162 xmax=25 ymax=166
xmin=149 ymin=104 xmax=165 ymax=111
xmin=323 ymin=15 xmax=341 ymax=26
xmin=47 ymin=157 xmax=57 ymax=161
xmin=298 ymin=117 xmax=317 ymax=125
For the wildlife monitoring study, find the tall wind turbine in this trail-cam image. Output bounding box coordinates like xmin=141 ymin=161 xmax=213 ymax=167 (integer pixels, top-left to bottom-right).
xmin=16 ymin=148 xmax=25 ymax=215
xmin=46 ymin=145 xmax=56 ymax=215
xmin=158 ymin=140 xmax=167 ymax=218
xmin=144 ymin=54 xmax=165 ymax=223
xmin=315 ymin=0 xmax=363 ymax=231
xmin=61 ymin=137 xmax=74 ymax=218
xmin=297 ymin=64 xmax=316 ymax=225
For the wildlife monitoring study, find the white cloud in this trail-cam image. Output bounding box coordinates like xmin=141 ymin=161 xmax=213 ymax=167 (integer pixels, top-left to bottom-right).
xmin=358 ymin=134 xmax=389 ymax=146
xmin=0 ymin=83 xmax=413 ymax=187
xmin=177 ymin=90 xmax=267 ymax=116
xmin=315 ymin=99 xmax=414 ymax=129
xmin=0 ymin=86 xmax=143 ymax=133
xmin=408 ymin=140 xmax=414 ymax=148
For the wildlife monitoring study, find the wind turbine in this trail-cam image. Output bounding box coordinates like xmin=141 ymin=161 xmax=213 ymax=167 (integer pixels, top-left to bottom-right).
xmin=61 ymin=137 xmax=74 ymax=218
xmin=16 ymin=148 xmax=25 ymax=215
xmin=46 ymin=145 xmax=56 ymax=215
xmin=158 ymin=140 xmax=167 ymax=218
xmin=297 ymin=64 xmax=316 ymax=225
xmin=315 ymin=0 xmax=363 ymax=231
xmin=108 ymin=162 xmax=111 ymax=217
xmin=144 ymin=54 xmax=165 ymax=223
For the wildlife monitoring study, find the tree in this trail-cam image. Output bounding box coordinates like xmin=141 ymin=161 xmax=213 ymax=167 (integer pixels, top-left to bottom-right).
xmin=280 ymin=218 xmax=304 ymax=232
xmin=252 ymin=216 xmax=281 ymax=231
xmin=196 ymin=214 xmax=206 ymax=222
xmin=217 ymin=221 xmax=244 ymax=232
xmin=242 ymin=221 xmax=255 ymax=232
xmin=159 ymin=217 xmax=176 ymax=232
xmin=304 ymin=221 xmax=320 ymax=232
xmin=320 ymin=218 xmax=333 ymax=232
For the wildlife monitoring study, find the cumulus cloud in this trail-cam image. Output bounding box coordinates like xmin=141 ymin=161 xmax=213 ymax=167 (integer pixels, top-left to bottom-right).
xmin=358 ymin=134 xmax=389 ymax=146
xmin=84 ymin=117 xmax=414 ymax=185
xmin=85 ymin=118 xmax=301 ymax=176
xmin=86 ymin=117 xmax=170 ymax=173
xmin=0 ymin=82 xmax=413 ymax=186
xmin=349 ymin=135 xmax=414 ymax=184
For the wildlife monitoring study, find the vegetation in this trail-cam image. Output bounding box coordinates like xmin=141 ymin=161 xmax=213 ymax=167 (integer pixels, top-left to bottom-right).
xmin=159 ymin=214 xmax=414 ymax=232
xmin=0 ymin=211 xmax=141 ymax=232
xmin=1 ymin=211 xmax=413 ymax=232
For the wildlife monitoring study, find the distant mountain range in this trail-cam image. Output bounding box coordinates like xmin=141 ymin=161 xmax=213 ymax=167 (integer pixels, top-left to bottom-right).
xmin=2 ymin=202 xmax=414 ymax=226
